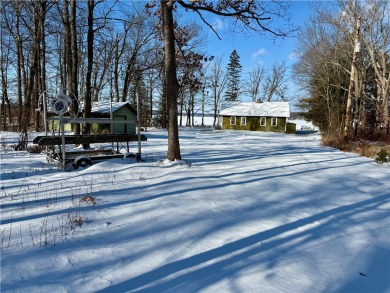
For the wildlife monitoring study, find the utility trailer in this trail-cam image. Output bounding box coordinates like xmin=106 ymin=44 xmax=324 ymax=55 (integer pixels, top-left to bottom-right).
xmin=37 ymin=89 xmax=147 ymax=171
xmin=33 ymin=133 xmax=147 ymax=169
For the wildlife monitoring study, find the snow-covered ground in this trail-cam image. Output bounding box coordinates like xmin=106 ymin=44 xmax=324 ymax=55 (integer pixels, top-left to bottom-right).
xmin=289 ymin=119 xmax=318 ymax=131
xmin=1 ymin=128 xmax=389 ymax=293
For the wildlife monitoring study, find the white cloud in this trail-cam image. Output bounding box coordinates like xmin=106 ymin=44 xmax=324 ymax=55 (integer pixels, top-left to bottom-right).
xmin=212 ymin=17 xmax=224 ymax=30
xmin=289 ymin=51 xmax=300 ymax=60
xmin=251 ymin=48 xmax=266 ymax=59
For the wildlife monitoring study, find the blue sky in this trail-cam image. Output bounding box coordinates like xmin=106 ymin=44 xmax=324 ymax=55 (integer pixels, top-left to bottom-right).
xmin=203 ymin=1 xmax=312 ymax=70
xmin=182 ymin=1 xmax=316 ymax=103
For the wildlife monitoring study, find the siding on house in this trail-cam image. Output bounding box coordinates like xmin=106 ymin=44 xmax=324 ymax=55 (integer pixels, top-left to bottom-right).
xmin=220 ymin=102 xmax=291 ymax=133
xmin=91 ymin=102 xmax=137 ymax=134
xmin=222 ymin=116 xmax=287 ymax=132
xmin=47 ymin=102 xmax=137 ymax=134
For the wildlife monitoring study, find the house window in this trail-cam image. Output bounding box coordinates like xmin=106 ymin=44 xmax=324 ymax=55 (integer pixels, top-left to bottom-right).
xmin=260 ymin=117 xmax=266 ymax=126
xmin=241 ymin=117 xmax=246 ymax=126
xmin=230 ymin=116 xmax=236 ymax=125
xmin=271 ymin=117 xmax=278 ymax=126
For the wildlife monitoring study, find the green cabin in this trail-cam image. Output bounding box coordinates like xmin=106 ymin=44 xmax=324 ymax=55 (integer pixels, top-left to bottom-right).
xmin=48 ymin=102 xmax=137 ymax=134
xmin=220 ymin=102 xmax=295 ymax=133
xmin=90 ymin=102 xmax=137 ymax=134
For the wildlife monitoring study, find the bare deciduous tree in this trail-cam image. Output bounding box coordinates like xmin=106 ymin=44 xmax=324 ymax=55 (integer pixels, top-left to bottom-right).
xmin=246 ymin=65 xmax=266 ymax=102
xmin=209 ymin=56 xmax=228 ymax=127
xmin=294 ymin=0 xmax=389 ymax=140
xmin=0 ymin=7 xmax=13 ymax=130
xmin=263 ymin=62 xmax=289 ymax=102
xmin=160 ymin=0 xmax=295 ymax=160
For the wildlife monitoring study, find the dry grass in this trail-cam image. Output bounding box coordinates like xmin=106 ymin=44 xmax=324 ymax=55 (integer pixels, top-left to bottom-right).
xmin=321 ymin=133 xmax=347 ymax=150
xmin=353 ymin=142 xmax=390 ymax=158
xmin=322 ymin=133 xmax=390 ymax=159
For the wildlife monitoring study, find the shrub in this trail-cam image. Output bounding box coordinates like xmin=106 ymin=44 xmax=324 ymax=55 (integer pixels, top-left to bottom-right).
xmin=321 ymin=133 xmax=349 ymax=150
xmin=375 ymin=149 xmax=389 ymax=164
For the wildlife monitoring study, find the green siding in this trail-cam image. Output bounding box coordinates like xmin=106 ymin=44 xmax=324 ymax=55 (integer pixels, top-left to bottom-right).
xmin=47 ymin=106 xmax=137 ymax=134
xmin=222 ymin=116 xmax=287 ymax=132
xmin=91 ymin=106 xmax=137 ymax=134
xmin=112 ymin=107 xmax=137 ymax=134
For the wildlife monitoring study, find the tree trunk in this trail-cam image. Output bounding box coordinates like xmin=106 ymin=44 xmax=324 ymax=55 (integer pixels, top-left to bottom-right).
xmin=161 ymin=83 xmax=167 ymax=129
xmin=83 ymin=0 xmax=94 ymax=139
xmin=149 ymin=73 xmax=153 ymax=121
xmin=343 ymin=17 xmax=361 ymax=144
xmin=191 ymin=91 xmax=195 ymax=127
xmin=0 ymin=76 xmax=11 ymax=131
xmin=34 ymin=0 xmax=47 ymax=132
xmin=0 ymin=33 xmax=11 ymax=131
xmin=213 ymin=87 xmax=218 ymax=127
xmin=179 ymin=90 xmax=184 ymax=127
xmin=14 ymin=11 xmax=23 ymax=131
xmin=161 ymin=0 xmax=181 ymax=160
xmin=113 ymin=35 xmax=121 ymax=102
xmin=34 ymin=70 xmax=40 ymax=130
xmin=39 ymin=0 xmax=47 ymax=132
xmin=63 ymin=1 xmax=70 ymax=92
xmin=122 ymin=51 xmax=138 ymax=102
xmin=201 ymin=82 xmax=206 ymax=127
xmin=22 ymin=9 xmax=41 ymax=132
xmin=69 ymin=0 xmax=80 ymax=134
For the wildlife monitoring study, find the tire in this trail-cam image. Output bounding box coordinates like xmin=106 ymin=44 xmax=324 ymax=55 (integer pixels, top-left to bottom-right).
xmin=73 ymin=157 xmax=92 ymax=169
xmin=123 ymin=153 xmax=136 ymax=159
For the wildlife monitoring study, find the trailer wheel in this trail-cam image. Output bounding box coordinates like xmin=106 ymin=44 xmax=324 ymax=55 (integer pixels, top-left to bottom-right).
xmin=123 ymin=152 xmax=136 ymax=159
xmin=123 ymin=153 xmax=137 ymax=163
xmin=72 ymin=156 xmax=92 ymax=169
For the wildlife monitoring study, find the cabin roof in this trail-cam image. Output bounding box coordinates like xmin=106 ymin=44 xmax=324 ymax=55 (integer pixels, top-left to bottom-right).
xmin=91 ymin=102 xmax=136 ymax=114
xmin=220 ymin=102 xmax=290 ymax=118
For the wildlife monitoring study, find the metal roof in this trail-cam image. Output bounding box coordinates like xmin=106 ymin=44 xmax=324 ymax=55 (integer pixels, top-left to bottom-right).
xmin=220 ymin=102 xmax=290 ymax=118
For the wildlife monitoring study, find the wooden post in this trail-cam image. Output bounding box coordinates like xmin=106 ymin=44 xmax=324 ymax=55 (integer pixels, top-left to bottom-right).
xmin=343 ymin=16 xmax=361 ymax=143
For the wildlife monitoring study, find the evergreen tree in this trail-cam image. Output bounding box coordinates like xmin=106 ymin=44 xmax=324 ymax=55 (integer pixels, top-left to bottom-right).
xmin=225 ymin=50 xmax=243 ymax=101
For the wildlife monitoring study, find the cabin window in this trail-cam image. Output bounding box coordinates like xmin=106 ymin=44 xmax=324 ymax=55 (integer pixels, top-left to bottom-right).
xmin=241 ymin=117 xmax=247 ymax=126
xmin=260 ymin=117 xmax=266 ymax=126
xmin=230 ymin=116 xmax=236 ymax=125
xmin=271 ymin=117 xmax=278 ymax=126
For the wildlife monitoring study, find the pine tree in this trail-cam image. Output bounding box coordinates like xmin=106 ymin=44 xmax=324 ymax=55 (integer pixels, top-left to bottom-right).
xmin=225 ymin=50 xmax=242 ymax=101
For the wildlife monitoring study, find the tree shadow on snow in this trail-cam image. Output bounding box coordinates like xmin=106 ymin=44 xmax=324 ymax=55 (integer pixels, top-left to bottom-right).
xmin=97 ymin=193 xmax=390 ymax=293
